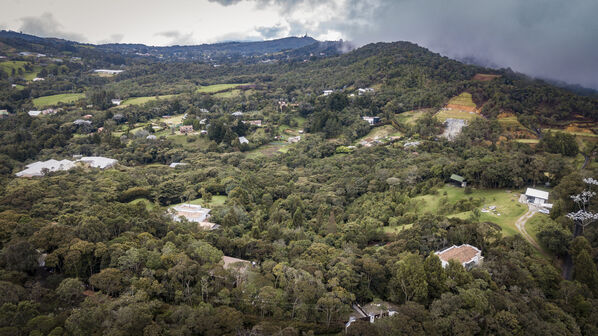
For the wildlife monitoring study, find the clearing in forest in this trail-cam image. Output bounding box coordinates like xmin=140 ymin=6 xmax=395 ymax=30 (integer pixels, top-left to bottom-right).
xmin=196 ymin=83 xmax=249 ymax=93
xmin=472 ymin=73 xmax=501 ymax=81
xmin=32 ymin=93 xmax=85 ymax=108
xmin=120 ymin=94 xmax=179 ymax=106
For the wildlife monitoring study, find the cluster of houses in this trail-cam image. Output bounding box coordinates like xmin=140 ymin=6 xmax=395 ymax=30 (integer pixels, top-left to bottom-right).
xmin=16 ymin=156 xmax=118 ymax=177
xmin=28 ymin=108 xmax=59 ymax=117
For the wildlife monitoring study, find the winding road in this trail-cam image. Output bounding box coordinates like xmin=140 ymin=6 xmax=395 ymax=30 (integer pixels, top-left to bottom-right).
xmin=514 ymin=205 xmax=541 ymax=250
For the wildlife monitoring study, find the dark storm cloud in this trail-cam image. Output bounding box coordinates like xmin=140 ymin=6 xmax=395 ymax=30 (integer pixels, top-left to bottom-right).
xmin=255 ymin=24 xmax=287 ymax=39
xmin=155 ymin=30 xmax=195 ymax=45
xmin=19 ymin=12 xmax=85 ymax=42
xmin=210 ymin=0 xmax=598 ymax=89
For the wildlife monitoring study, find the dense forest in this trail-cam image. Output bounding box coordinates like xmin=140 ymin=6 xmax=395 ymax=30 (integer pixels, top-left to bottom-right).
xmin=0 ymin=32 xmax=598 ymax=335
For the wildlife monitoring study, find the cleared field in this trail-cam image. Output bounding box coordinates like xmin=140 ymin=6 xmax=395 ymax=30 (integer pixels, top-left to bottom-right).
xmin=448 ymin=92 xmax=476 ymax=107
xmin=246 ymin=141 xmax=290 ymax=158
xmin=196 ymin=83 xmax=248 ymax=93
xmin=0 ymin=61 xmax=41 ymax=80
xmin=171 ymin=195 xmax=227 ymax=208
xmin=435 ymin=109 xmax=479 ymax=122
xmin=473 ymin=73 xmax=501 ymax=81
xmin=413 ymin=185 xmax=526 ymax=236
xmin=128 ymin=198 xmax=156 ymax=210
xmin=514 ymin=139 xmax=540 ymax=144
xmin=213 ymin=89 xmax=241 ymax=98
xmin=396 ymin=109 xmax=428 ymax=126
xmin=32 ymin=93 xmax=85 ymax=107
xmin=121 ymin=94 xmax=178 ymax=106
xmin=355 ymin=125 xmax=402 ymax=144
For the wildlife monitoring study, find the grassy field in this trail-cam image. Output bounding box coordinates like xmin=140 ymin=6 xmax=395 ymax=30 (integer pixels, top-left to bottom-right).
xmin=0 ymin=61 xmax=40 ymax=80
xmin=396 ymin=109 xmax=428 ymax=126
xmin=128 ymin=198 xmax=157 ymax=210
xmin=171 ymin=195 xmax=227 ymax=209
xmin=246 ymin=142 xmax=290 ymax=158
xmin=447 ymin=92 xmax=476 ymax=107
xmin=196 ymin=83 xmax=248 ymax=93
xmin=356 ymin=125 xmax=402 ymax=144
xmin=213 ymin=89 xmax=241 ymax=98
xmin=32 ymin=93 xmax=85 ymax=108
xmin=525 ymin=213 xmax=554 ymax=247
xmin=120 ymin=94 xmax=178 ymax=106
xmin=413 ymin=185 xmax=526 ymax=236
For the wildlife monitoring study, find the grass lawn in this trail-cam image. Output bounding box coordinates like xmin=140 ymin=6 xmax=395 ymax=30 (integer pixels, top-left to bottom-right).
xmin=514 ymin=139 xmax=539 ymax=144
xmin=196 ymin=83 xmax=248 ymax=93
xmin=246 ymin=141 xmax=290 ymax=158
xmin=396 ymin=109 xmax=428 ymax=126
xmin=435 ymin=109 xmax=479 ymax=122
xmin=128 ymin=198 xmax=156 ymax=210
xmin=525 ymin=213 xmax=553 ymax=246
xmin=448 ymin=92 xmax=476 ymax=107
xmin=0 ymin=61 xmax=40 ymax=80
xmin=497 ymin=116 xmax=529 ymax=131
xmin=359 ymin=125 xmax=402 ymax=141
xmin=32 ymin=93 xmax=85 ymax=108
xmin=413 ymin=185 xmax=526 ymax=236
xmin=213 ymin=89 xmax=241 ymax=98
xmin=121 ymin=94 xmax=178 ymax=106
xmin=171 ymin=195 xmax=227 ymax=209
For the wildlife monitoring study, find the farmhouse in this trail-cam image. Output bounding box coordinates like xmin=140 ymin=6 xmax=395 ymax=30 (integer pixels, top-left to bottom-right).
xmin=111 ymin=99 xmax=122 ymax=106
xmin=242 ymin=120 xmax=262 ymax=126
xmin=238 ymin=136 xmax=249 ymax=144
xmin=288 ymin=136 xmax=301 ymax=143
xmin=170 ymin=204 xmax=211 ymax=223
xmin=77 ymin=157 xmax=118 ymax=169
xmin=94 ymin=69 xmax=124 ymax=75
xmin=322 ymin=90 xmax=334 ymax=96
xmin=435 ymin=244 xmax=483 ymax=269
xmin=231 ymin=111 xmax=244 ymax=117
xmin=358 ymin=88 xmax=374 ymax=95
xmin=362 ymin=116 xmax=380 ymax=125
xmin=525 ymin=188 xmax=549 ymax=205
xmin=16 ymin=159 xmax=77 ymax=177
xmin=450 ymin=174 xmax=467 ymax=187
xmin=179 ymin=125 xmax=194 ymax=134
xmin=27 ymin=110 xmax=41 ymax=117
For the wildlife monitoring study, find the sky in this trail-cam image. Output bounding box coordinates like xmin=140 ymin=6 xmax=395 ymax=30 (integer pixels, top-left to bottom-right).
xmin=1 ymin=0 xmax=597 ymax=89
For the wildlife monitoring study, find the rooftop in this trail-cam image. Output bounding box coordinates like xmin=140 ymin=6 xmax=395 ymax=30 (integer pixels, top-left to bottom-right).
xmin=525 ymin=188 xmax=549 ymax=200
xmin=436 ymin=244 xmax=481 ymax=265
xmin=450 ymin=174 xmax=465 ymax=182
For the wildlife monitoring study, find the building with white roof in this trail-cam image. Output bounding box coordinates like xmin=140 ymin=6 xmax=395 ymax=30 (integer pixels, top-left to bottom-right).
xmin=28 ymin=110 xmax=42 ymax=117
xmin=170 ymin=204 xmax=211 ymax=223
xmin=525 ymin=188 xmax=549 ymax=205
xmin=238 ymin=136 xmax=249 ymax=144
xmin=16 ymin=159 xmax=77 ymax=177
xmin=78 ymin=157 xmax=118 ymax=169
xmin=94 ymin=69 xmax=124 ymax=75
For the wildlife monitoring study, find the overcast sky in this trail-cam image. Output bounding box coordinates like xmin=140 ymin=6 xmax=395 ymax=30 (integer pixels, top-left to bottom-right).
xmin=1 ymin=0 xmax=597 ymax=89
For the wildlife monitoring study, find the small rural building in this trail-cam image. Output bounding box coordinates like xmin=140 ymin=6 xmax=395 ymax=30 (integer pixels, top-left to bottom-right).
xmin=179 ymin=125 xmax=194 ymax=134
xmin=435 ymin=244 xmax=483 ymax=269
xmin=94 ymin=69 xmax=124 ymax=75
xmin=170 ymin=204 xmax=211 ymax=223
xmin=32 ymin=77 xmax=45 ymax=81
xmin=73 ymin=119 xmax=91 ymax=126
xmin=238 ymin=136 xmax=249 ymax=145
xmin=322 ymin=90 xmax=334 ymax=96
xmin=362 ymin=116 xmax=380 ymax=125
xmin=231 ymin=111 xmax=244 ymax=117
xmin=288 ymin=136 xmax=301 ymax=143
xmin=0 ymin=110 xmax=9 ymax=119
xmin=78 ymin=157 xmax=118 ymax=169
xmin=242 ymin=120 xmax=262 ymax=126
xmin=450 ymin=174 xmax=466 ymax=187
xmin=111 ymin=99 xmax=122 ymax=106
xmin=525 ymin=188 xmax=549 ymax=205
xmin=169 ymin=162 xmax=189 ymax=168
xmin=28 ymin=110 xmax=42 ymax=117
xmin=346 ymin=301 xmax=397 ymax=330
xmin=146 ymin=135 xmax=157 ymax=140
xmin=16 ymin=159 xmax=77 ymax=177
xmin=357 ymin=88 xmax=374 ymax=95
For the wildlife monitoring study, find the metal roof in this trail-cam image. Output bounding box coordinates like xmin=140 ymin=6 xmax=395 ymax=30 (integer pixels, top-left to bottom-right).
xmin=525 ymin=188 xmax=549 ymax=200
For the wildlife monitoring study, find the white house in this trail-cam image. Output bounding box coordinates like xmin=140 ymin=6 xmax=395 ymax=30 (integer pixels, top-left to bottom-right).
xmin=435 ymin=244 xmax=483 ymax=269
xmin=358 ymin=88 xmax=374 ymax=95
xmin=16 ymin=159 xmax=77 ymax=177
xmin=231 ymin=111 xmax=244 ymax=117
xmin=288 ymin=136 xmax=301 ymax=143
xmin=28 ymin=110 xmax=42 ymax=117
xmin=94 ymin=69 xmax=124 ymax=75
xmin=238 ymin=136 xmax=249 ymax=145
xmin=525 ymin=188 xmax=549 ymax=205
xmin=322 ymin=90 xmax=334 ymax=96
xmin=362 ymin=116 xmax=380 ymax=125
xmin=111 ymin=99 xmax=122 ymax=106
xmin=77 ymin=157 xmax=118 ymax=169
xmin=170 ymin=204 xmax=211 ymax=223
xmin=32 ymin=77 xmax=45 ymax=81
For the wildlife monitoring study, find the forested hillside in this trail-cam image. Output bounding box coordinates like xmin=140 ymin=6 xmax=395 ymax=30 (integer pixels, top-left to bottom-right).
xmin=1 ymin=33 xmax=598 ymax=335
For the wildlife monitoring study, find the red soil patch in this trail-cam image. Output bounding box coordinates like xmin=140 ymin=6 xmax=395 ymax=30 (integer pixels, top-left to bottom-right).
xmin=446 ymin=104 xmax=479 ymax=113
xmin=473 ymin=74 xmax=501 ymax=81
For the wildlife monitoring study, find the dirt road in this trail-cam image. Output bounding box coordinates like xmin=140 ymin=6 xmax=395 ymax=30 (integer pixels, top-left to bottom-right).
xmin=514 ymin=205 xmax=542 ymax=251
